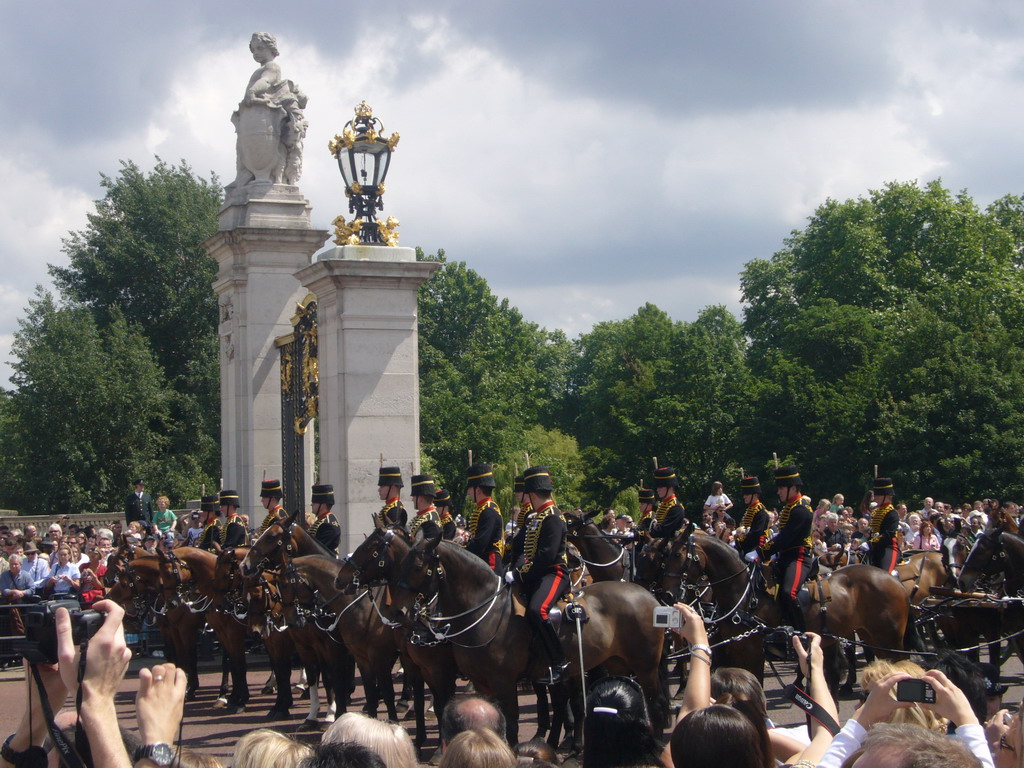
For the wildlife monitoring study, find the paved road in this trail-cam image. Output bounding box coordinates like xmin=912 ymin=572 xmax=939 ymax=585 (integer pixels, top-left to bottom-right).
xmin=1 ymin=646 xmax=1022 ymax=765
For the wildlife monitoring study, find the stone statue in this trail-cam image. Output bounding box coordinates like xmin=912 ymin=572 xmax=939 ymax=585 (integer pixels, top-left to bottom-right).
xmin=227 ymin=32 xmax=307 ymax=193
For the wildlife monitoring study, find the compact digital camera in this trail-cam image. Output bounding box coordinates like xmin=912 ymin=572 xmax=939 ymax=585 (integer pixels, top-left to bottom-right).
xmin=652 ymin=605 xmax=682 ymax=629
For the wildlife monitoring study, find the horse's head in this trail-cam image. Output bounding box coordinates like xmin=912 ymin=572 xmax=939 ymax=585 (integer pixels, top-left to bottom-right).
xmin=213 ymin=548 xmax=248 ymax=611
xmin=633 ymin=532 xmax=667 ymax=587
xmin=390 ymin=532 xmax=444 ymax=627
xmin=959 ymin=532 xmax=1002 ymax=592
xmin=336 ymin=522 xmax=408 ymax=588
xmin=243 ymin=508 xmax=300 ymax=574
xmin=562 ymin=508 xmax=593 ymax=536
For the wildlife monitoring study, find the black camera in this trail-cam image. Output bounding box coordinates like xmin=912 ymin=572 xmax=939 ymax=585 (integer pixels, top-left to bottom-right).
xmin=13 ymin=600 xmax=103 ymax=665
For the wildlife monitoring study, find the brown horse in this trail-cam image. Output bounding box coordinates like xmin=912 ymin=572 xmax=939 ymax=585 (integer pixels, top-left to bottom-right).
xmin=156 ymin=547 xmax=251 ymax=713
xmin=658 ymin=533 xmax=909 ymax=693
xmin=388 ymin=532 xmax=669 ymax=745
xmin=955 ymin=530 xmax=1024 ymax=666
xmin=103 ymin=546 xmax=207 ymax=701
xmin=563 ymin=509 xmax=629 ymax=582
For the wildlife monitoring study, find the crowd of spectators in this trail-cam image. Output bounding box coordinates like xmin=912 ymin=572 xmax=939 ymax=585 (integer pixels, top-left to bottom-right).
xmin=3 ymin=599 xmax=1014 ymax=768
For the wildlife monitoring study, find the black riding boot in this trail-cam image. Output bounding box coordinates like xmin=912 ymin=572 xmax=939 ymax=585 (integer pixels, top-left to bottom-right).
xmin=781 ymin=596 xmax=806 ymax=633
xmin=537 ymin=621 xmax=569 ymax=686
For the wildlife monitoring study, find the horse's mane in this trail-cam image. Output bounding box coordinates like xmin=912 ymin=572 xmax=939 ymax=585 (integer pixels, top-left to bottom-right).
xmin=692 ymin=533 xmax=745 ymax=567
xmin=434 ymin=539 xmax=499 ymax=579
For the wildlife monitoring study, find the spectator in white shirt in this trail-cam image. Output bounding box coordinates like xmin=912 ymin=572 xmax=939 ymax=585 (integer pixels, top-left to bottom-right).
xmin=44 ymin=546 xmax=80 ymax=596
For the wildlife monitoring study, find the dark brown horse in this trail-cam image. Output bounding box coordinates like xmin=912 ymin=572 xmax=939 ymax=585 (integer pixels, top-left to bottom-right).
xmin=563 ymin=509 xmax=629 ymax=582
xmin=156 ymin=547 xmax=251 ymax=713
xmin=658 ymin=533 xmax=909 ymax=693
xmin=388 ymin=533 xmax=669 ymax=745
xmin=956 ymin=530 xmax=1024 ymax=666
xmin=103 ymin=546 xmax=206 ymax=701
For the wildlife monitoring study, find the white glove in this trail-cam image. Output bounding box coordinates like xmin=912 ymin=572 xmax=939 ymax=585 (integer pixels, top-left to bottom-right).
xmin=504 ymin=571 xmax=515 ymax=584
xmin=744 ymin=550 xmax=759 ymax=563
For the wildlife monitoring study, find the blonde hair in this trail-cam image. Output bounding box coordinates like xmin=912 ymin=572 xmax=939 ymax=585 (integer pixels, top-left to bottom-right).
xmin=439 ymin=728 xmax=516 ymax=768
xmin=860 ymin=660 xmax=946 ymax=732
xmin=157 ymin=495 xmax=171 ymax=506
xmin=322 ymin=712 xmax=417 ymax=768
xmin=231 ymin=729 xmax=311 ymax=768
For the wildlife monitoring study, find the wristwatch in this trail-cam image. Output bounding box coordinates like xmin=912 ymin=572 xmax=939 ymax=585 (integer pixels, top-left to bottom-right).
xmin=133 ymin=743 xmax=174 ymax=766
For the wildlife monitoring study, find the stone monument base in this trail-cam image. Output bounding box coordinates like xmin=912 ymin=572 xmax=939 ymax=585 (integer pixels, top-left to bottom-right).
xmin=219 ymin=182 xmax=313 ymax=230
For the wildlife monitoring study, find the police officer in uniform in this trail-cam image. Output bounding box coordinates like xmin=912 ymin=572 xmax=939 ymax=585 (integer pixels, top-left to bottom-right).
xmin=409 ymin=474 xmax=442 ymax=541
xmin=512 ymin=465 xmax=570 ymax=686
xmin=220 ymin=490 xmax=248 ymax=550
xmin=465 ymin=463 xmax=504 ymax=574
xmin=377 ymin=467 xmax=408 ymax=527
xmin=255 ymin=479 xmax=286 ymax=540
xmin=197 ymin=494 xmax=224 ymax=552
xmin=435 ymin=489 xmax=457 ymax=541
xmin=309 ymin=483 xmax=341 ymax=554
xmin=737 ymin=476 xmax=770 ymax=560
xmin=869 ymin=477 xmax=900 ymax=573
xmin=650 ymin=467 xmax=687 ymax=538
xmin=760 ymin=466 xmax=812 ymax=632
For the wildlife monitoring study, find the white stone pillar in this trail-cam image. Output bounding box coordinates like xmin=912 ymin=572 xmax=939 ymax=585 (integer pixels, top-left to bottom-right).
xmin=296 ymin=245 xmax=439 ymax=554
xmin=204 ymin=187 xmax=326 ymax=523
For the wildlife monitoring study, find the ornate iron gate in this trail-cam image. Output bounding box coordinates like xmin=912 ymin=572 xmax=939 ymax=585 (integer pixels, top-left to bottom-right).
xmin=277 ymin=295 xmax=318 ymax=515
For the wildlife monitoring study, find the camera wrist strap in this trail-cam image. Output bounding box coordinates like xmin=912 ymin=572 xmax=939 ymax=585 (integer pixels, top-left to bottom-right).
xmin=783 ymin=682 xmax=841 ymax=736
xmin=29 ymin=664 xmax=86 ymax=768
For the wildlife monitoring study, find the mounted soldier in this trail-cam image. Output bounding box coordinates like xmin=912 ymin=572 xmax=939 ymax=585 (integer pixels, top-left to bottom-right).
xmin=464 ymin=462 xmax=504 ymax=574
xmin=408 ymin=474 xmax=442 ymax=541
xmin=869 ymin=477 xmax=900 ymax=573
xmin=650 ymin=466 xmax=687 ymax=539
xmin=737 ymin=476 xmax=770 ymax=560
xmin=377 ymin=466 xmax=408 ymax=528
xmin=197 ymin=494 xmax=224 ymax=552
xmin=759 ymin=466 xmax=813 ymax=632
xmin=511 ymin=465 xmax=570 ymax=686
xmin=309 ymin=483 xmax=341 ymax=554
xmin=255 ymin=479 xmax=286 ymax=539
xmin=636 ymin=487 xmax=656 ymax=536
xmin=221 ymin=489 xmax=248 ymax=549
xmin=435 ymin=488 xmax=457 ymax=541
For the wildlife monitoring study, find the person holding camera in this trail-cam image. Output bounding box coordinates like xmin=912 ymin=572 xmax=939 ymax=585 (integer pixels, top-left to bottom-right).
xmin=43 ymin=546 xmax=79 ymax=598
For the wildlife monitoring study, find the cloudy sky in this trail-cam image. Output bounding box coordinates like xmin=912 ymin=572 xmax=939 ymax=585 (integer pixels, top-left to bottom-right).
xmin=2 ymin=1 xmax=1023 ymax=384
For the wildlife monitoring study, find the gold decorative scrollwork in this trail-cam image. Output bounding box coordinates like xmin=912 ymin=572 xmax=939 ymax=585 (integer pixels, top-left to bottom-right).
xmin=378 ymin=216 xmax=401 ymax=247
xmin=279 ymin=345 xmax=294 ymax=391
xmin=355 ymin=101 xmax=374 ymax=119
xmin=332 ymin=215 xmax=363 ymax=246
xmin=386 ymin=132 xmax=400 ymax=151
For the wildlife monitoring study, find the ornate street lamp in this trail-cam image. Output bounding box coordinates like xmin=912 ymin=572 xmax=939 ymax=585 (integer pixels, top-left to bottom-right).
xmin=329 ymin=101 xmax=401 ymax=246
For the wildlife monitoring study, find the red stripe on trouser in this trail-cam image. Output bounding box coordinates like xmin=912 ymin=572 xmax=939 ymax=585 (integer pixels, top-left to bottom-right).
xmin=486 ymin=553 xmax=497 ymax=570
xmin=538 ymin=572 xmax=565 ymax=620
xmin=885 ymin=544 xmax=898 ymax=572
xmin=785 ymin=548 xmax=805 ymax=599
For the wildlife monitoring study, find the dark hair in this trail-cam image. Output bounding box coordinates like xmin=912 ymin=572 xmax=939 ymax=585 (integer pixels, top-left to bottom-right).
xmin=582 ymin=677 xmax=661 ymax=768
xmin=440 ymin=694 xmax=507 ymax=744
xmin=710 ymin=667 xmax=771 ymax=743
xmin=670 ymin=705 xmax=773 ymax=768
xmin=300 ymin=742 xmax=386 ymax=768
xmin=514 ymin=738 xmax=561 ymax=765
xmin=927 ymin=651 xmax=987 ymax=725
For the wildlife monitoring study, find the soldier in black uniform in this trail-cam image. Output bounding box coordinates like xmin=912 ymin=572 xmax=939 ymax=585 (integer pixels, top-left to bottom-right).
xmin=255 ymin=479 xmax=286 ymax=540
xmin=220 ymin=490 xmax=248 ymax=550
xmin=509 ymin=475 xmax=530 ymax=568
xmin=513 ymin=465 xmax=570 ymax=686
xmin=737 ymin=476 xmax=770 ymax=560
xmin=650 ymin=466 xmax=687 ymax=538
xmin=636 ymin=488 xmax=656 ymax=536
xmin=408 ymin=474 xmax=442 ymax=541
xmin=377 ymin=466 xmax=408 ymax=527
xmin=309 ymin=483 xmax=341 ymax=554
xmin=760 ymin=466 xmax=813 ymax=632
xmin=869 ymin=477 xmax=900 ymax=573
xmin=197 ymin=494 xmax=224 ymax=552
xmin=465 ymin=462 xmax=504 ymax=574
xmin=435 ymin=489 xmax=457 ymax=541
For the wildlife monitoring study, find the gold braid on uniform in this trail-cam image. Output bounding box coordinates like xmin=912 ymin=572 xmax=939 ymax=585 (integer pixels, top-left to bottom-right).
xmin=520 ymin=501 xmax=565 ymax=574
xmin=737 ymin=501 xmax=765 ymax=542
xmin=438 ymin=510 xmax=453 ymax=527
xmin=377 ymin=498 xmax=401 ymax=526
xmin=223 ymin=514 xmax=242 ymax=545
xmin=467 ymin=498 xmax=505 ymax=555
xmin=202 ymin=520 xmax=219 ymax=545
xmin=409 ymin=506 xmax=437 ymax=537
xmin=655 ymin=496 xmax=677 ymax=523
xmin=257 ymin=509 xmax=282 ymax=538
xmin=870 ymin=503 xmax=894 ymax=543
xmin=309 ymin=514 xmax=329 ymax=537
xmin=775 ymin=500 xmax=813 ymax=549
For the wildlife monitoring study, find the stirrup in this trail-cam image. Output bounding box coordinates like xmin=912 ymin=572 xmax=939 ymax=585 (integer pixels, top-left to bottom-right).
xmin=538 ymin=662 xmax=569 ymax=686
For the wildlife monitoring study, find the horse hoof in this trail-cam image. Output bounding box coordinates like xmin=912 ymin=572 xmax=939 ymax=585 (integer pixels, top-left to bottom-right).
xmin=324 ymin=713 xmax=336 ymax=724
xmin=212 ymin=698 xmax=229 ymax=709
xmin=294 ymin=719 xmax=318 ymax=732
xmin=261 ymin=685 xmax=275 ymax=696
xmin=839 ymin=684 xmax=854 ymax=697
xmin=226 ymin=704 xmax=246 ymax=715
xmin=299 ymin=688 xmax=311 ymax=701
xmin=265 ymin=708 xmax=290 ymax=721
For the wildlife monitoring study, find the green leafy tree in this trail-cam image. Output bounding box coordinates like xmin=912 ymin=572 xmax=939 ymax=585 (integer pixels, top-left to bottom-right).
xmin=49 ymin=158 xmax=222 ymax=485
xmin=417 ymin=250 xmax=572 ymax=507
xmin=740 ymin=180 xmax=1024 ymax=500
xmin=0 ymin=291 xmax=209 ymax=514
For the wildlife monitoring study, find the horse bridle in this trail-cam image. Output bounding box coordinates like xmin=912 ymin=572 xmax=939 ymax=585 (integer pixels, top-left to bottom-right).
xmin=341 ymin=528 xmax=397 ymax=588
xmin=106 ymin=550 xmax=161 ymax=621
xmin=161 ymin=550 xmax=211 ymax=612
xmin=246 ymin=520 xmax=299 ymax=576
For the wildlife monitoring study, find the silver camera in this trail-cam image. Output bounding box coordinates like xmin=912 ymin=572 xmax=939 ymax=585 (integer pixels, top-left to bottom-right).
xmin=652 ymin=605 xmax=681 ymax=629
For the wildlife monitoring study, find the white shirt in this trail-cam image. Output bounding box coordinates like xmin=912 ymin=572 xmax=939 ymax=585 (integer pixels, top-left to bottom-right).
xmin=704 ymin=493 xmax=732 ymax=510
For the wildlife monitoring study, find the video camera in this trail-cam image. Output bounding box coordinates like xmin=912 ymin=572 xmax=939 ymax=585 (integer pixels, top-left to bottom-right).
xmin=13 ymin=599 xmax=103 ymax=665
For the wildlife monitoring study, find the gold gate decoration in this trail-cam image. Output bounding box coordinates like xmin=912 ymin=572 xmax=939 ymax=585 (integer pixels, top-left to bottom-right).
xmin=277 ymin=294 xmax=318 ymax=515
